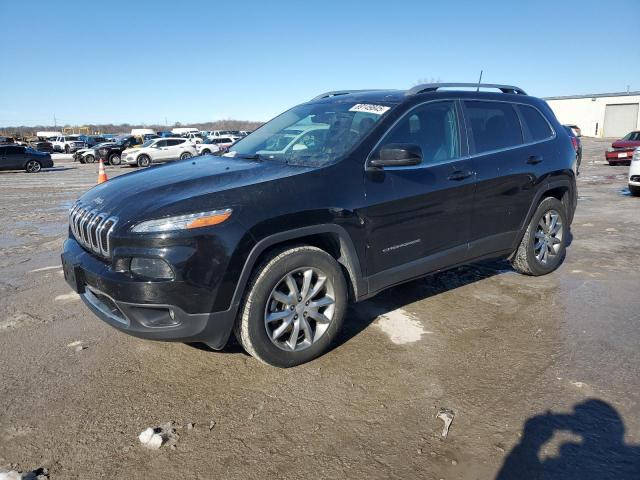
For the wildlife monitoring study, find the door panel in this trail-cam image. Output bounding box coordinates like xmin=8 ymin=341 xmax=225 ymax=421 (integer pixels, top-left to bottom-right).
xmin=360 ymin=100 xmax=474 ymax=277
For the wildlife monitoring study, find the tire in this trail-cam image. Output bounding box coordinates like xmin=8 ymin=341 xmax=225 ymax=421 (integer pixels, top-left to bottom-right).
xmin=511 ymin=197 xmax=567 ymax=276
xmin=84 ymin=154 xmax=95 ymax=164
xmin=64 ymin=145 xmax=70 ymax=154
xmin=201 ymin=149 xmax=211 ymax=155
xmin=109 ymin=153 xmax=121 ymax=166
xmin=234 ymin=246 xmax=348 ymax=368
xmin=630 ymin=185 xmax=640 ymax=197
xmin=180 ymin=152 xmax=192 ymax=160
xmin=25 ymin=160 xmax=42 ymax=173
xmin=137 ymin=154 xmax=151 ymax=168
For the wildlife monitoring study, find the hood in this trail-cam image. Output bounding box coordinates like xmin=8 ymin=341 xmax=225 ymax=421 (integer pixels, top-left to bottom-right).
xmin=612 ymin=140 xmax=640 ymax=149
xmin=76 ymin=156 xmax=313 ymax=230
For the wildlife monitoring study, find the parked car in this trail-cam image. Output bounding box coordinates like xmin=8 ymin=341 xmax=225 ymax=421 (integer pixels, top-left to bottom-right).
xmin=78 ymin=135 xmax=109 ymax=148
xmin=157 ymin=131 xmax=174 ymax=138
xmin=96 ymin=135 xmax=143 ymax=165
xmin=49 ymin=135 xmax=86 ymax=153
xmin=605 ymin=131 xmax=640 ymax=165
xmin=183 ymin=132 xmax=204 ymax=144
xmin=0 ymin=136 xmax=16 ymax=144
xmin=0 ymin=145 xmax=53 ymax=172
xmin=563 ymin=125 xmax=581 ymax=173
xmin=565 ymin=124 xmax=581 ymax=137
xmin=195 ymin=139 xmax=222 ymax=156
xmin=122 ymin=137 xmax=197 ymax=167
xmin=62 ymin=82 xmax=577 ymax=367
xmin=629 ymin=148 xmax=640 ymax=196
xmin=74 ymin=142 xmax=116 ymax=163
xmin=27 ymin=138 xmax=54 ymax=153
xmin=204 ymin=136 xmax=238 ymax=153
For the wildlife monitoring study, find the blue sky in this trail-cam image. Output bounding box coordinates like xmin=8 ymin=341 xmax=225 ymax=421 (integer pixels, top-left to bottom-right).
xmin=1 ymin=0 xmax=638 ymax=127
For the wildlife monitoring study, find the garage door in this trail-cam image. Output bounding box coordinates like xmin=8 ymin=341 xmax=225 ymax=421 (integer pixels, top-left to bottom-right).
xmin=603 ymin=103 xmax=639 ymax=138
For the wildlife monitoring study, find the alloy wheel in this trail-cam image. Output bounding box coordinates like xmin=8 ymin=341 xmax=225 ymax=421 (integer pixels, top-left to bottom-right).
xmin=264 ymin=267 xmax=335 ymax=352
xmin=26 ymin=160 xmax=41 ymax=173
xmin=534 ymin=209 xmax=563 ymax=265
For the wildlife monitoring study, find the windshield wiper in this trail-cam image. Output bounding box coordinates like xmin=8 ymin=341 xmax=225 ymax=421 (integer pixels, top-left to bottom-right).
xmin=232 ymin=153 xmax=263 ymax=161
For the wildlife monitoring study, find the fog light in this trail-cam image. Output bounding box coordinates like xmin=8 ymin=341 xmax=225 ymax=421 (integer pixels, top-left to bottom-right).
xmin=130 ymin=257 xmax=174 ymax=280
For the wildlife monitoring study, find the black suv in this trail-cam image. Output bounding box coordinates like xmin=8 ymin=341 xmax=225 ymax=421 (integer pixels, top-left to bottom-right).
xmin=96 ymin=135 xmax=142 ymax=165
xmin=62 ymin=83 xmax=577 ymax=367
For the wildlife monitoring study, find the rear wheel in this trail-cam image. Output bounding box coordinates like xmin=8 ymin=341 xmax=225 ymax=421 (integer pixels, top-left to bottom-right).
xmin=180 ymin=152 xmax=192 ymax=160
xmin=64 ymin=145 xmax=70 ymax=154
xmin=137 ymin=154 xmax=151 ymax=168
xmin=630 ymin=185 xmax=640 ymax=197
xmin=109 ymin=153 xmax=121 ymax=166
xmin=233 ymin=246 xmax=347 ymax=367
xmin=25 ymin=160 xmax=42 ymax=173
xmin=201 ymin=149 xmax=211 ymax=155
xmin=84 ymin=154 xmax=95 ymax=164
xmin=511 ymin=197 xmax=567 ymax=276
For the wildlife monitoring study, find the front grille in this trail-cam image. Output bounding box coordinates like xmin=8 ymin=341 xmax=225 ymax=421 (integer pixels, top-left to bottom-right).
xmin=69 ymin=203 xmax=118 ymax=258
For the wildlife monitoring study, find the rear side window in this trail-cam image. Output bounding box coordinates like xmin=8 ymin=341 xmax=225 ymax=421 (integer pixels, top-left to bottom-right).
xmin=6 ymin=146 xmax=24 ymax=155
xmin=518 ymin=105 xmax=553 ymax=142
xmin=464 ymin=101 xmax=523 ymax=153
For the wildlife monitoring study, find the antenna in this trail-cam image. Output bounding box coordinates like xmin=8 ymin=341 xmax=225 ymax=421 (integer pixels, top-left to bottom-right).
xmin=476 ymin=70 xmax=483 ymax=92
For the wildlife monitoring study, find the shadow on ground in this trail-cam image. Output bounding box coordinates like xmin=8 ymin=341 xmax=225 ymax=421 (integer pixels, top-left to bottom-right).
xmin=496 ymin=399 xmax=640 ymax=479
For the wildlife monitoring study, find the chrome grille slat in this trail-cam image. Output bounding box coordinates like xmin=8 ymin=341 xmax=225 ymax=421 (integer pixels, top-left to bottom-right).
xmin=69 ymin=203 xmax=117 ymax=259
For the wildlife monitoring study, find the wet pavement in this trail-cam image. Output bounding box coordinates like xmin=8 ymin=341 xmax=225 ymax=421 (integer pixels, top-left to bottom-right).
xmin=1 ymin=141 xmax=639 ymax=479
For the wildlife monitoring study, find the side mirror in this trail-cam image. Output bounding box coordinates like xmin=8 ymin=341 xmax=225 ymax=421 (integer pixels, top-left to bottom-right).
xmin=369 ymin=143 xmax=422 ymax=168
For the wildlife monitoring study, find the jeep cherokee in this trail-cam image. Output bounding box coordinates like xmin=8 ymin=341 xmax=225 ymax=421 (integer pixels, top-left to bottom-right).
xmin=61 ymin=83 xmax=578 ymax=367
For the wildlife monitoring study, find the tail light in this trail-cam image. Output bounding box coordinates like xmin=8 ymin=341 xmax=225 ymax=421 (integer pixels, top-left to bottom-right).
xmin=570 ymin=137 xmax=578 ymax=152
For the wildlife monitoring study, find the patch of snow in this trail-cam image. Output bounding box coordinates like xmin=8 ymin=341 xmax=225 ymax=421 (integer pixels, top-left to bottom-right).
xmin=374 ymin=308 xmax=429 ymax=344
xmin=55 ymin=292 xmax=78 ymax=302
xmin=29 ymin=265 xmax=61 ymax=273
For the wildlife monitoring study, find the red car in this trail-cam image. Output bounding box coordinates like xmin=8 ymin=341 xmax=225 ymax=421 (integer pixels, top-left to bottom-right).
xmin=606 ymin=131 xmax=640 ymax=165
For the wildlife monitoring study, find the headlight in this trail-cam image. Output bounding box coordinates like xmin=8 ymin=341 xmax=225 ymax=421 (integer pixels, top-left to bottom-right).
xmin=131 ymin=208 xmax=232 ymax=233
xmin=130 ymin=257 xmax=174 ymax=280
xmin=633 ymin=148 xmax=640 ymax=161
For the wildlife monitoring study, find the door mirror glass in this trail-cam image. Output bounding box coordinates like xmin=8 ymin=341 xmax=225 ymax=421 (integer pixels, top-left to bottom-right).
xmin=369 ymin=143 xmax=422 ymax=167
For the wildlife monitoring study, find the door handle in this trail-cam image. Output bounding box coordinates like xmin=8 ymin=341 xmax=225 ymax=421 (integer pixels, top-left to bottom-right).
xmin=447 ymin=170 xmax=472 ymax=181
xmin=527 ymin=155 xmax=543 ymax=165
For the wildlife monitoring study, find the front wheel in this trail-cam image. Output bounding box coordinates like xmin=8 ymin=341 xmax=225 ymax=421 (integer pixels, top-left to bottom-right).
xmin=233 ymin=246 xmax=348 ymax=367
xmin=109 ymin=153 xmax=121 ymax=166
xmin=25 ymin=160 xmax=42 ymax=173
xmin=84 ymin=154 xmax=95 ymax=164
xmin=511 ymin=197 xmax=567 ymax=276
xmin=64 ymin=145 xmax=70 ymax=154
xmin=180 ymin=152 xmax=192 ymax=160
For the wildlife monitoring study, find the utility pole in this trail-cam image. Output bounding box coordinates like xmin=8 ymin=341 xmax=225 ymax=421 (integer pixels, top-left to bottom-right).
xmin=53 ymin=114 xmax=57 ymax=128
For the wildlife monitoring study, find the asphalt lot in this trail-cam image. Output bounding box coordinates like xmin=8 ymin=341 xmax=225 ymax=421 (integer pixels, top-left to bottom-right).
xmin=1 ymin=140 xmax=639 ymax=479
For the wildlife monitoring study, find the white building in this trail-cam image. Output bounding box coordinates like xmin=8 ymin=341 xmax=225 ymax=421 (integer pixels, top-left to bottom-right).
xmin=545 ymin=91 xmax=640 ymax=138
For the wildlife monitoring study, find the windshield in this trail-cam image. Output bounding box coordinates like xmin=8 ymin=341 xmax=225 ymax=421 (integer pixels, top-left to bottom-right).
xmin=622 ymin=131 xmax=640 ymax=141
xmin=140 ymin=140 xmax=156 ymax=148
xmin=226 ymin=102 xmax=391 ymax=166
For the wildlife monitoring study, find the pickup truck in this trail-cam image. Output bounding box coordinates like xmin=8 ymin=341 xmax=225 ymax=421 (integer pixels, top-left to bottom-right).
xmin=49 ymin=135 xmax=86 ymax=153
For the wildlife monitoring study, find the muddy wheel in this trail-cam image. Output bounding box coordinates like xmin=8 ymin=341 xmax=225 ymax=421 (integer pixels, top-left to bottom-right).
xmin=630 ymin=185 xmax=640 ymax=197
xmin=511 ymin=197 xmax=567 ymax=276
xmin=109 ymin=153 xmax=121 ymax=166
xmin=137 ymin=154 xmax=151 ymax=168
xmin=25 ymin=160 xmax=42 ymax=173
xmin=84 ymin=154 xmax=95 ymax=164
xmin=233 ymin=246 xmax=347 ymax=368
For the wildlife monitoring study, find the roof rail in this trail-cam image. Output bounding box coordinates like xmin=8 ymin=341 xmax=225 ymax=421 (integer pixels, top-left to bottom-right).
xmin=310 ymin=89 xmax=381 ymax=101
xmin=406 ymin=83 xmax=527 ymax=96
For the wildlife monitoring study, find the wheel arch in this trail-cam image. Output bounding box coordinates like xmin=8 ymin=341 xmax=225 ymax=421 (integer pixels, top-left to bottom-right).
xmin=229 ymin=225 xmax=365 ymax=311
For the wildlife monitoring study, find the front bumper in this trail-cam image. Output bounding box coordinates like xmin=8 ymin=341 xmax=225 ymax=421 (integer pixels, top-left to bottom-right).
xmin=61 ymin=237 xmax=236 ymax=349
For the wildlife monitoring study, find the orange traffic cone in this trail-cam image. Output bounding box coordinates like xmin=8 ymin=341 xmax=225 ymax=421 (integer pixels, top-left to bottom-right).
xmin=97 ymin=158 xmax=108 ymax=184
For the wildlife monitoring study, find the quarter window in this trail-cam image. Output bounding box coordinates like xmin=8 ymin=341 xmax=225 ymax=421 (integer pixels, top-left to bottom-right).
xmin=518 ymin=104 xmax=553 ymax=142
xmin=381 ymin=101 xmax=460 ymax=164
xmin=464 ymin=101 xmax=523 ymax=153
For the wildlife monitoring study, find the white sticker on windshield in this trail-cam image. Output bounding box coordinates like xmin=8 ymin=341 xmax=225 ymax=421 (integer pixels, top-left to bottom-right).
xmin=349 ymin=104 xmax=390 ymax=115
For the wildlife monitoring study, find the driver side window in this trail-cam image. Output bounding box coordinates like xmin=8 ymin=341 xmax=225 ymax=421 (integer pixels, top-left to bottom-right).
xmin=382 ymin=101 xmax=460 ymax=164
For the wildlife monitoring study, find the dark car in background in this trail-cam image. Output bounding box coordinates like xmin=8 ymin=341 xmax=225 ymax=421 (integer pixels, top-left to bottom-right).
xmin=605 ymin=131 xmax=640 ymax=165
xmin=78 ymin=135 xmax=109 ymax=148
xmin=62 ymin=82 xmax=577 ymax=367
xmin=0 ymin=145 xmax=53 ymax=172
xmin=563 ymin=125 xmax=581 ymax=173
xmin=96 ymin=135 xmax=143 ymax=165
xmin=27 ymin=138 xmax=54 ymax=153
xmin=0 ymin=136 xmax=16 ymax=144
